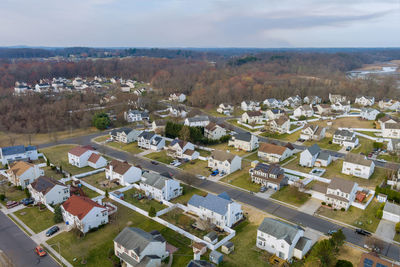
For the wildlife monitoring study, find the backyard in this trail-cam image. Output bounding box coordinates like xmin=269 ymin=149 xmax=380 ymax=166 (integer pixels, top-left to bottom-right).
xmin=66 ymin=181 xmax=101 ymax=199
xmin=260 ymin=130 xmax=301 ymax=142
xmin=122 ymin=188 xmax=167 ymax=212
xmin=145 ymin=150 xmax=175 ymax=164
xmin=171 ymin=184 xmax=207 ymax=205
xmin=207 ymin=143 xmax=252 ymax=157
xmin=43 ymin=166 xmax=65 ymax=180
xmin=220 ymin=167 xmax=261 ymax=192
xmin=14 ymin=206 xmax=55 ymax=233
xmin=179 ymin=159 xmax=210 ymax=176
xmin=270 ymin=186 xmax=311 ymax=207
xmin=303 ymin=137 xmax=342 ymax=151
xmin=48 ymin=203 xmax=194 ymax=267
xmin=352 ymin=137 xmax=375 ymax=155
xmin=0 ymin=183 xmax=26 ymax=204
xmin=81 ymin=172 xmax=123 ymax=191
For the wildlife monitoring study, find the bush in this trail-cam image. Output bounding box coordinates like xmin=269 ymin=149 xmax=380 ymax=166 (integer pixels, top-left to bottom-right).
xmin=54 ymin=205 xmax=63 ymax=223
xmin=333 ymin=208 xmax=337 ymax=211
xmin=328 ymin=141 xmax=332 ymax=144
xmin=149 ymin=206 xmax=156 ymax=217
xmin=340 ymin=208 xmax=345 ymax=211
xmin=92 ymin=112 xmax=111 ymax=130
xmin=328 ymin=203 xmax=332 ymax=207
xmin=0 ymin=194 xmax=5 ymax=201
xmin=299 ymin=115 xmax=307 ymax=121
xmin=322 ymin=202 xmax=326 ymax=205
xmin=46 ymin=158 xmax=50 ymax=167
xmin=24 ymin=188 xmax=31 ymax=198
xmin=336 ymin=259 xmax=353 ymax=267
xmin=16 ymin=185 xmax=22 ymax=191
xmin=396 ymin=222 xmax=400 ymax=233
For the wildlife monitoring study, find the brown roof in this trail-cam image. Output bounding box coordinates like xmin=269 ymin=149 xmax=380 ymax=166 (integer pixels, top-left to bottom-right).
xmin=344 ymin=153 xmax=373 ymax=167
xmin=68 ymin=145 xmax=94 ymax=157
xmin=62 ymin=195 xmax=105 ymax=220
xmin=30 ymin=176 xmax=65 ymax=195
xmin=385 ymin=123 xmax=400 ymax=129
xmin=245 ymin=111 xmax=262 ymax=117
xmin=87 ymin=153 xmax=101 ymax=163
xmin=327 ymin=177 xmax=356 ymax=194
xmin=192 ymin=242 xmax=207 ymax=250
xmin=108 ymin=160 xmax=133 ymax=175
xmin=210 ymin=150 xmax=237 ymax=163
xmin=205 ymin=122 xmax=218 ymax=131
xmin=183 ymin=149 xmax=195 ymax=156
xmin=8 ymin=161 xmax=34 ymax=176
xmin=274 ymin=115 xmax=289 ymax=126
xmin=258 ymin=143 xmax=287 ymax=155
xmin=379 ymin=115 xmax=399 ymax=123
xmin=319 ymin=104 xmax=331 ymax=109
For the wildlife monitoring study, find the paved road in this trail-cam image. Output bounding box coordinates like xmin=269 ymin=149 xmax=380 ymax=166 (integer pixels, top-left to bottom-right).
xmin=0 ymin=212 xmax=59 ymax=267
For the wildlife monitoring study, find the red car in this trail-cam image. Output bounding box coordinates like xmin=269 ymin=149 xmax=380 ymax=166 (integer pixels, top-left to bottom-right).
xmin=35 ymin=246 xmax=47 ymax=257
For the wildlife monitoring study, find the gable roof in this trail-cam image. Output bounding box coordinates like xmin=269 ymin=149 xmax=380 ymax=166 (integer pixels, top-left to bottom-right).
xmin=170 ymin=138 xmax=188 ymax=149
xmin=141 ymin=172 xmax=169 ymax=190
xmin=258 ymin=218 xmax=303 ymax=245
xmin=110 ymin=127 xmax=133 ymax=136
xmin=245 ymin=111 xmax=262 ymax=117
xmin=334 ymin=129 xmax=354 ymax=137
xmin=306 ymin=144 xmax=321 ymax=156
xmin=327 ymin=177 xmax=356 ymax=194
xmin=187 ymin=116 xmax=209 ymax=123
xmin=274 ymin=115 xmax=289 ymax=126
xmin=259 ymin=143 xmax=287 ymax=155
xmin=87 ymin=153 xmax=101 ymax=163
xmin=317 ymin=151 xmax=331 ymax=161
xmin=210 ymin=150 xmax=237 ymax=163
xmin=1 ymin=145 xmax=37 ymax=156
xmin=108 ymin=160 xmax=134 ymax=175
xmin=232 ymin=132 xmax=252 ymax=142
xmin=344 ymin=153 xmax=373 ymax=167
xmin=68 ymin=145 xmax=94 ymax=157
xmin=114 ymin=227 xmax=164 ymax=255
xmin=8 ymin=161 xmax=34 ymax=176
xmin=188 ymin=192 xmax=234 ymax=216
xmin=62 ymin=195 xmax=105 ymax=220
xmin=30 ymin=176 xmax=65 ymax=195
xmin=138 ymin=131 xmax=156 ymax=140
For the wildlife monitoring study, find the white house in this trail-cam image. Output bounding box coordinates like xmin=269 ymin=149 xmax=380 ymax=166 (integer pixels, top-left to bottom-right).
xmin=188 ymin=192 xmax=243 ymax=228
xmin=332 ymin=129 xmax=359 ymax=148
xmin=342 ymin=153 xmax=375 ymax=179
xmin=124 ymin=110 xmax=149 ymax=122
xmin=283 ymin=95 xmax=302 ymax=108
xmin=257 ymin=143 xmax=292 ymax=163
xmin=355 ymin=96 xmax=375 ymax=106
xmin=241 ymin=101 xmax=260 ymax=111
xmin=329 ymin=93 xmax=347 ymax=104
xmin=217 ymin=103 xmax=234 ymax=115
xmin=250 ymin=163 xmax=287 ymax=190
xmin=106 ymin=160 xmax=142 ymax=186
xmin=137 ymin=131 xmax=165 ymax=151
xmin=241 ymin=111 xmax=264 ymax=124
xmin=61 ymin=195 xmax=109 ymax=233
xmin=303 ymin=96 xmax=321 ymax=105
xmin=7 ymin=161 xmax=44 ymax=189
xmin=388 ymin=139 xmax=400 ymax=154
xmin=28 ymin=176 xmax=70 ymax=205
xmin=263 ymin=98 xmax=283 ymax=108
xmin=315 ymin=104 xmax=332 ymax=115
xmin=169 ymin=105 xmax=188 ymax=118
xmin=169 ymin=93 xmax=186 ymax=102
xmin=382 ymin=202 xmax=400 ymax=223
xmin=14 ymin=82 xmax=32 ymax=94
xmin=228 ymin=132 xmax=259 ymax=151
xmin=265 ymin=116 xmax=290 ymax=134
xmin=68 ymin=146 xmax=107 ymax=168
xmin=208 ymin=150 xmax=242 ymax=174
xmin=114 ymin=227 xmax=168 ymax=267
xmin=184 ymin=116 xmax=210 ymax=127
xmin=293 ymin=105 xmax=314 ymax=118
xmin=314 ymin=151 xmax=332 ymax=167
xmin=0 ymin=145 xmax=39 ymax=165
xmin=167 ymin=139 xmax=196 ymax=159
xmin=331 ymin=101 xmax=351 ymax=113
xmin=379 ymin=99 xmax=400 ymax=111
xmin=204 ymin=123 xmax=227 ymax=140
xmin=256 ymin=218 xmax=312 ymax=261
xmin=110 ymin=128 xmax=142 ymax=143
xmin=300 ymin=124 xmax=326 ymax=141
xmin=140 ymin=172 xmax=182 ymax=201
xmin=265 ymin=109 xmax=285 ymax=120
xmin=325 ymin=177 xmax=358 ymax=210
xmin=152 ymin=120 xmax=167 ymax=132
xmin=379 ymin=116 xmax=400 ymax=138
xmin=35 ymin=83 xmax=51 ymax=93
xmin=299 ymin=144 xmax=321 ymax=167
xmin=360 ymin=108 xmax=380 ymax=121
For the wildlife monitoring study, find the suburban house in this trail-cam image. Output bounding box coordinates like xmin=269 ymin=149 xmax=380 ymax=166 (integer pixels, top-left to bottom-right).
xmin=325 ymin=177 xmax=358 ymax=210
xmin=105 ymin=160 xmax=142 ymax=186
xmin=315 ymin=104 xmax=332 ymax=115
xmin=303 ymin=96 xmax=321 ymax=105
xmin=388 ymin=139 xmax=400 ymax=154
xmin=331 ymin=101 xmax=351 ymax=113
xmin=7 ymin=161 xmax=44 ymax=189
xmin=0 ymin=145 xmax=39 ymax=165
xmin=204 ymin=123 xmax=227 ymax=140
xmin=265 ymin=109 xmax=285 ymax=120
xmin=28 ymin=176 xmax=70 ymax=205
xmin=137 ymin=131 xmax=165 ymax=151
xmin=263 ymin=98 xmax=283 ymax=108
xmin=329 ymin=93 xmax=347 ymax=104
xmin=257 ymin=143 xmax=292 ymax=163
xmin=169 ymin=105 xmax=188 ymax=118
xmin=110 ymin=128 xmax=142 ymax=143
xmin=208 ymin=150 xmax=242 ymax=174
xmin=140 ymin=172 xmax=182 ymax=201
xmin=184 ymin=116 xmax=210 ymax=127
xmin=124 ymin=109 xmax=150 ymax=122
xmin=283 ymin=95 xmax=302 ymax=108
xmin=228 ymin=132 xmax=259 ymax=151
xmin=188 ymin=192 xmax=243 ymax=228
xmin=265 ymin=116 xmax=290 ymax=134
xmin=68 ymin=146 xmax=107 ymax=168
xmin=61 ymin=195 xmax=109 ymax=233
xmin=378 ymin=99 xmax=400 ymax=111
xmin=355 ymin=96 xmax=375 ymax=106
xmin=300 ymin=124 xmax=326 ymax=141
xmin=360 ymin=108 xmax=380 ymax=121
xmin=257 ymin=218 xmax=312 ymax=261
xmin=241 ymin=101 xmax=261 ymax=111
xmin=379 ymin=116 xmax=400 ymax=138
xmin=314 ymin=151 xmax=333 ymax=167
xmin=250 ymin=163 xmax=287 ymax=190
xmin=152 ymin=120 xmax=167 ymax=132
xmin=167 ymin=139 xmax=197 ymax=159
xmin=332 ymin=129 xmax=359 ymax=148
xmin=241 ymin=111 xmax=264 ymax=124
xmin=342 ymin=153 xmax=375 ymax=179
xmin=114 ymin=227 xmax=168 ymax=267
xmin=169 ymin=93 xmax=186 ymax=102
xmin=299 ymin=144 xmax=321 ymax=167
xmin=217 ymin=103 xmax=234 ymax=115
xmin=293 ymin=105 xmax=314 ymax=118
xmin=382 ymin=202 xmax=400 ymax=223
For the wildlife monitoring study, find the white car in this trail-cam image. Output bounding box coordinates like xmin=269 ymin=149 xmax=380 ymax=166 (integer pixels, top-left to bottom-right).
xmin=173 ymin=162 xmax=182 ymax=167
xmin=196 ymin=175 xmax=206 ymax=180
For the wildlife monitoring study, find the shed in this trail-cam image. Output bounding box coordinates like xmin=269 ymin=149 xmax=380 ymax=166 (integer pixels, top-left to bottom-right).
xmin=203 ymin=231 xmax=218 ymax=245
xmin=192 ymin=242 xmax=207 ymax=255
xmin=209 ymin=250 xmax=223 ymax=265
xmin=377 ymin=193 xmax=388 ymax=203
xmin=383 ymin=202 xmax=400 ymax=223
xmin=221 ymin=241 xmax=234 ymax=254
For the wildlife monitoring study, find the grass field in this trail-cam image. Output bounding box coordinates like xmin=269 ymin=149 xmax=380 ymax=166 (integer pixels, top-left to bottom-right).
xmin=40 ymin=145 xmax=95 ymax=175
xmin=48 ymin=203 xmax=194 ymax=267
xmin=378 ymin=153 xmax=400 ymax=163
xmin=260 ymin=130 xmax=301 ymax=142
xmin=304 ymin=137 xmax=342 ymax=151
xmin=106 ymin=141 xmax=143 ymax=154
xmin=93 ymin=136 xmax=109 ymax=143
xmin=179 ymin=159 xmax=210 ymax=176
xmin=122 ymin=188 xmax=167 ymax=212
xmin=145 ymin=150 xmax=174 ymax=164
xmin=0 ymin=184 xmax=26 ymax=205
xmin=14 ymin=206 xmax=55 ymax=233
xmin=171 ymin=184 xmax=207 ymax=205
xmin=226 ymin=119 xmax=258 ymax=132
xmin=81 ymin=172 xmax=123 ymax=191
xmin=202 ymin=108 xmax=227 ymax=118
xmin=207 ymin=143 xmax=250 ymax=157
xmin=270 ymin=186 xmax=311 ymax=207
xmin=352 ymin=137 xmax=375 ymax=155
xmin=43 ymin=166 xmax=65 ymax=180
xmin=221 ymin=167 xmax=261 ymax=192
xmin=317 ymin=200 xmax=383 ymax=232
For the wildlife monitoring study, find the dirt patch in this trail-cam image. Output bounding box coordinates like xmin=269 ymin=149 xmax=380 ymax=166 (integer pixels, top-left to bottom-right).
xmin=242 ymin=205 xmax=271 ymax=225
xmin=337 ymin=244 xmax=364 ymax=266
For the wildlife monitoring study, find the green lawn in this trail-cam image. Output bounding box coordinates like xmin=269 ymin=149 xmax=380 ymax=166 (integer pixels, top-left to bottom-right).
xmin=394 ymin=233 xmax=400 ymax=242
xmin=48 ymin=203 xmax=193 ymax=267
xmin=197 ymin=149 xmax=212 ymax=157
xmin=304 ymin=137 xmax=342 ymax=151
xmin=179 ymin=159 xmax=210 ymax=176
xmin=14 ymin=206 xmax=55 ymax=233
xmin=220 ymin=220 xmax=272 ymax=267
xmin=352 ymin=137 xmax=375 ymax=155
xmin=208 ymin=143 xmax=250 ymax=157
xmin=171 ymin=184 xmax=207 ymax=205
xmin=81 ymin=172 xmax=123 ymax=191
xmin=145 ymin=150 xmax=174 ymax=164
xmin=270 ymin=186 xmax=311 ymax=207
xmin=0 ymin=184 xmax=26 ymax=204
xmin=317 ymin=200 xmax=383 ymax=233
xmin=66 ymin=181 xmax=101 ymax=199
xmin=43 ymin=166 xmax=65 ymax=180
xmin=106 ymin=142 xmax=143 ymax=154
xmin=122 ymin=188 xmax=167 ymax=212
xmin=243 ymin=152 xmax=259 ymax=162
xmin=260 ymin=130 xmax=301 ymax=142
xmin=356 ymin=131 xmax=378 ymax=137
xmin=221 ymin=167 xmax=261 ymax=192
xmin=226 ymin=119 xmax=258 ymax=132
xmin=202 ymin=108 xmax=227 ymax=118
xmin=41 ymin=145 xmax=95 ymax=175
xmin=378 ymin=153 xmax=400 ymax=163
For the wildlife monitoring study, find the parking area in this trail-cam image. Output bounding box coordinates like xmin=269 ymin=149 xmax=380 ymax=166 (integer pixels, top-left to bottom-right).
xmin=298 ymin=198 xmax=321 ymax=215
xmin=376 ymin=220 xmax=396 ymax=241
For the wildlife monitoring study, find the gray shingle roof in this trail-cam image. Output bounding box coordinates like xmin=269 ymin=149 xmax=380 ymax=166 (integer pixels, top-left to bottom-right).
xmin=187 ymin=116 xmax=209 ymax=123
xmin=110 ymin=127 xmax=133 ymax=136
xmin=114 ymin=227 xmax=164 ymax=255
xmin=141 ymin=172 xmax=169 ymax=190
xmin=327 ymin=177 xmax=356 ymax=194
xmin=307 ymin=144 xmax=321 ymax=156
xmin=344 ymin=153 xmax=373 ymax=167
xmin=188 ymin=192 xmax=233 ymax=216
xmin=258 ymin=218 xmax=303 ymax=245
xmin=334 ymin=129 xmax=354 ymax=137
xmin=295 ymin=236 xmax=311 ymax=251
xmin=138 ymin=131 xmax=156 ymax=140
xmin=232 ymin=132 xmax=252 ymax=142
xmin=1 ymin=145 xmax=37 ymax=156
xmin=384 ymin=202 xmax=400 ymax=216
xmin=187 ymin=260 xmax=216 ymax=267
xmin=317 ymin=151 xmax=331 ymax=161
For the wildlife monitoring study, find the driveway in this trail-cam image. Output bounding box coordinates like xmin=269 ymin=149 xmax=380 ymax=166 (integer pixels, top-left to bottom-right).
xmin=31 ymin=223 xmax=68 ymax=244
xmin=376 ymin=220 xmax=396 ymax=241
xmin=255 ymin=189 xmax=275 ymax=200
xmin=298 ymin=198 xmax=321 ymax=215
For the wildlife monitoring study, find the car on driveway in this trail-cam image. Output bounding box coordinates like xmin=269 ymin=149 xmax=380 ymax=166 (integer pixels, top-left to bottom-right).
xmin=46 ymin=226 xmax=60 ymax=237
xmin=327 ymin=229 xmax=337 ymax=235
xmin=21 ymin=198 xmax=34 ymax=206
xmin=35 ymin=246 xmax=47 ymax=257
xmin=211 ymin=170 xmax=219 ymax=176
xmin=346 ymin=146 xmax=351 ymax=151
xmin=260 ymin=186 xmax=267 ymax=193
xmin=355 ymin=228 xmax=371 ymax=236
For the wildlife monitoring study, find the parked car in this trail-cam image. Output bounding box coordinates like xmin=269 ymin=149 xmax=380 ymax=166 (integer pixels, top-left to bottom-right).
xmin=211 ymin=170 xmax=219 ymax=176
xmin=377 ymin=159 xmax=387 ymax=163
xmin=6 ymin=201 xmax=20 ymax=209
xmin=327 ymin=229 xmax=337 ymax=235
xmin=35 ymin=246 xmax=47 ymax=257
xmin=45 ymin=226 xmax=60 ymax=237
xmin=355 ymin=228 xmax=371 ymax=236
xmin=219 ymin=171 xmax=226 ymax=177
xmin=260 ymin=186 xmax=267 ymax=193
xmin=173 ymin=162 xmax=182 ymax=167
xmin=196 ymin=175 xmax=206 ymax=180
xmin=346 ymin=146 xmax=351 ymax=151
xmin=21 ymin=198 xmax=34 ymax=206
xmin=150 ymin=161 xmax=159 ymax=165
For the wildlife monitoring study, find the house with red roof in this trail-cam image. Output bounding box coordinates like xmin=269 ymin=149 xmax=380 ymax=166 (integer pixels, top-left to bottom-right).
xmin=61 ymin=195 xmax=109 ymax=233
xmin=68 ymin=145 xmax=107 ymax=168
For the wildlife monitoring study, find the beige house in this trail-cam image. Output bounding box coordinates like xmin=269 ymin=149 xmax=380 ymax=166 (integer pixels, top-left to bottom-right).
xmin=325 ymin=177 xmax=358 ymax=210
xmin=204 ymin=122 xmax=227 ymax=140
xmin=265 ymin=116 xmax=290 ymax=134
xmin=7 ymin=161 xmax=44 ymax=189
xmin=241 ymin=111 xmax=264 ymax=124
xmin=257 ymin=143 xmax=292 ymax=163
xmin=300 ymin=124 xmax=326 ymax=141
xmin=208 ymin=150 xmax=242 ymax=174
xmin=228 ymin=132 xmax=259 ymax=151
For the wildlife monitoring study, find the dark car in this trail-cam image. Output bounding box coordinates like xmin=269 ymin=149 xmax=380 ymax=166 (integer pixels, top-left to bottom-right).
xmin=346 ymin=146 xmax=351 ymax=151
xmin=46 ymin=226 xmax=60 ymax=237
xmin=327 ymin=229 xmax=337 ymax=235
xmin=151 ymin=161 xmax=159 ymax=165
xmin=21 ymin=198 xmax=34 ymax=206
xmin=355 ymin=228 xmax=371 ymax=236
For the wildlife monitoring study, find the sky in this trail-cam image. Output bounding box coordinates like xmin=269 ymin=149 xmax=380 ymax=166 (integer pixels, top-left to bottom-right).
xmin=0 ymin=0 xmax=399 ymax=48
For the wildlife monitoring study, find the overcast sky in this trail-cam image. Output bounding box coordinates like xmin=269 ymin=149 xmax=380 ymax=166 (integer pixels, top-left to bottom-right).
xmin=0 ymin=0 xmax=399 ymax=47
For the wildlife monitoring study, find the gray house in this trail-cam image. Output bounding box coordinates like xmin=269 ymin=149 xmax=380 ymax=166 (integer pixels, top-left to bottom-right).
xmin=299 ymin=144 xmax=321 ymax=167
